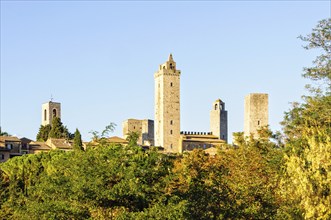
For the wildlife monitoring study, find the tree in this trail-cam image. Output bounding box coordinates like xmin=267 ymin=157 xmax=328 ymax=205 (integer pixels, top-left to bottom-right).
xmin=126 ymin=131 xmax=140 ymax=146
xmin=299 ymin=18 xmax=331 ymax=95
xmin=73 ymin=129 xmax=83 ymax=151
xmin=283 ymin=126 xmax=331 ymax=219
xmin=89 ymin=122 xmax=116 ymax=144
xmin=36 ymin=124 xmax=51 ymax=141
xmin=0 ymin=127 xmax=10 ymax=136
xmin=280 ymin=18 xmax=331 ymax=219
xmin=48 ymin=117 xmax=68 ymax=139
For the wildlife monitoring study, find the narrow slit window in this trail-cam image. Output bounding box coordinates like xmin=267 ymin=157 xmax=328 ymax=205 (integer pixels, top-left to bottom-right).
xmin=170 ymin=82 xmax=173 ymax=87
xmin=258 ymin=120 xmax=260 ymax=125
xmin=170 ymin=120 xmax=173 ymax=125
xmin=170 ymin=130 xmax=173 ymax=134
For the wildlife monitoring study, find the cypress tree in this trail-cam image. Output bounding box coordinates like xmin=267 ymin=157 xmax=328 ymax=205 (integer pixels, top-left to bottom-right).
xmin=48 ymin=117 xmax=65 ymax=139
xmin=73 ymin=128 xmax=83 ymax=151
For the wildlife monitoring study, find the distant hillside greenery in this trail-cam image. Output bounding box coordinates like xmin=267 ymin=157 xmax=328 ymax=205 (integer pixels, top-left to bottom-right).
xmin=1 ymin=18 xmax=330 ymax=219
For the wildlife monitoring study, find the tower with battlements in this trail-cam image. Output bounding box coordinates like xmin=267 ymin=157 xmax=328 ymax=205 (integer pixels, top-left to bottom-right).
xmin=244 ymin=93 xmax=268 ymax=138
xmin=154 ymin=54 xmax=181 ymax=152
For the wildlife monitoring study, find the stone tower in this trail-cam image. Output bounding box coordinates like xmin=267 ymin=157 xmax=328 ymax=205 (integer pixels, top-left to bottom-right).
xmin=154 ymin=54 xmax=181 ymax=152
xmin=210 ymin=99 xmax=228 ymax=142
xmin=42 ymin=101 xmax=61 ymax=126
xmin=244 ymin=93 xmax=268 ymax=138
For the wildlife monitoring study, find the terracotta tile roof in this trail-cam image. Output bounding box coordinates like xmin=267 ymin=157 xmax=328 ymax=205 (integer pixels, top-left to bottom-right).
xmin=47 ymin=138 xmax=73 ymax=150
xmin=29 ymin=141 xmax=52 ymax=150
xmin=0 ymin=136 xmax=21 ymax=142
xmin=107 ymin=136 xmax=128 ymax=144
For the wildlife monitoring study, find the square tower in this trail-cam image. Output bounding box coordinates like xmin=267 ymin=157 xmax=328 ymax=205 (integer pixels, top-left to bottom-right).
xmin=210 ymin=99 xmax=228 ymax=142
xmin=154 ymin=54 xmax=181 ymax=152
xmin=122 ymin=119 xmax=154 ymax=146
xmin=244 ymin=93 xmax=268 ymax=138
xmin=42 ymin=101 xmax=61 ymax=126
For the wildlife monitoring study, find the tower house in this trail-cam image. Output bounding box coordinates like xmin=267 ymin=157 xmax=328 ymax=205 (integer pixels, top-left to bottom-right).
xmin=244 ymin=93 xmax=268 ymax=138
xmin=154 ymin=54 xmax=181 ymax=152
xmin=210 ymin=99 xmax=228 ymax=142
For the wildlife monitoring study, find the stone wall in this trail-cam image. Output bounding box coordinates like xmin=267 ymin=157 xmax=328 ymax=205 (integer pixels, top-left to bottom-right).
xmin=41 ymin=101 xmax=61 ymax=126
xmin=154 ymin=54 xmax=181 ymax=152
xmin=244 ymin=93 xmax=268 ymax=138
xmin=122 ymin=119 xmax=154 ymax=146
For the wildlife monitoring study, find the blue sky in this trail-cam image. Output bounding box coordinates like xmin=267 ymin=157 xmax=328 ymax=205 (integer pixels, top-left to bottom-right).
xmin=1 ymin=1 xmax=330 ymax=142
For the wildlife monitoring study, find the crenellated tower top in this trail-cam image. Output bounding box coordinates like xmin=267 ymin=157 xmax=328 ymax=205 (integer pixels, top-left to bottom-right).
xmin=159 ymin=53 xmax=177 ymax=72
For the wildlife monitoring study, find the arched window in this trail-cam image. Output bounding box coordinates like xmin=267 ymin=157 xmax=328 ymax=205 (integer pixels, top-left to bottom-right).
xmin=44 ymin=109 xmax=47 ymax=121
xmin=53 ymin=109 xmax=57 ymax=117
xmin=170 ymin=63 xmax=173 ymax=69
xmin=214 ymin=104 xmax=218 ymax=110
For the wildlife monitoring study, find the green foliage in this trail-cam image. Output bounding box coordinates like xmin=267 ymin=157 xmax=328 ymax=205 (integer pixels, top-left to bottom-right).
xmin=126 ymin=131 xmax=140 ymax=146
xmin=73 ymin=128 xmax=83 ymax=151
xmin=89 ymin=122 xmax=117 ymax=144
xmin=0 ymin=126 xmax=10 ymax=136
xmin=36 ymin=124 xmax=51 ymax=141
xmin=283 ymin=126 xmax=331 ymax=219
xmin=48 ymin=117 xmax=67 ymax=139
xmin=299 ymin=18 xmax=331 ymax=94
xmin=280 ymin=18 xmax=331 ymax=219
xmin=0 ymin=144 xmax=177 ymax=219
xmin=36 ymin=118 xmax=73 ymax=141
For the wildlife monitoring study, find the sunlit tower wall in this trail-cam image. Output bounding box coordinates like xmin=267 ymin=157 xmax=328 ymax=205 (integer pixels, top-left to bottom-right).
xmin=210 ymin=99 xmax=228 ymax=142
xmin=41 ymin=101 xmax=61 ymax=126
xmin=154 ymin=54 xmax=181 ymax=152
xmin=244 ymin=93 xmax=268 ymax=138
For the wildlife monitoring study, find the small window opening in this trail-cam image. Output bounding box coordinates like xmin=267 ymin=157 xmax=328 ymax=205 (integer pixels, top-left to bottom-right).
xmin=170 ymin=63 xmax=173 ymax=69
xmin=52 ymin=109 xmax=57 ymax=117
xmin=170 ymin=130 xmax=173 ymax=134
xmin=258 ymin=120 xmax=260 ymax=126
xmin=170 ymin=120 xmax=173 ymax=125
xmin=134 ymin=126 xmax=136 ymax=129
xmin=170 ymin=82 xmax=173 ymax=87
xmin=44 ymin=109 xmax=47 ymax=121
xmin=170 ymin=144 xmax=173 ymax=149
xmin=214 ymin=104 xmax=218 ymax=110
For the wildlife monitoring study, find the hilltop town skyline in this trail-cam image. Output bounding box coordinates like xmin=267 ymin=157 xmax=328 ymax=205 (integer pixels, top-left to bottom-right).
xmin=1 ymin=1 xmax=329 ymax=141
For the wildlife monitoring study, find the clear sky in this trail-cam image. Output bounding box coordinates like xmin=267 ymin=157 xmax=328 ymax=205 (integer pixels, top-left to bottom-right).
xmin=1 ymin=1 xmax=330 ymax=142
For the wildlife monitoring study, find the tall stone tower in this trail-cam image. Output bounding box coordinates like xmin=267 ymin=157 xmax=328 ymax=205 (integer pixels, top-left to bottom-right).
xmin=42 ymin=101 xmax=61 ymax=126
xmin=154 ymin=54 xmax=181 ymax=152
xmin=210 ymin=99 xmax=228 ymax=142
xmin=244 ymin=93 xmax=268 ymax=138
